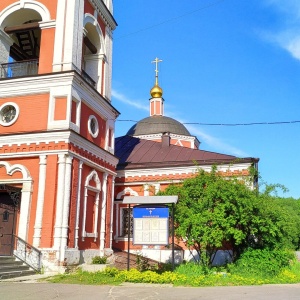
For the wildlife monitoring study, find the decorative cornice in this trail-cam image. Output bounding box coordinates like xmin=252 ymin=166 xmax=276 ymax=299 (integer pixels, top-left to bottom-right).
xmin=90 ymin=0 xmax=117 ymax=30
xmin=0 ymin=130 xmax=119 ymax=168
xmin=0 ymin=71 xmax=120 ymax=119
xmin=116 ymin=163 xmax=253 ymax=180
xmin=133 ymin=132 xmax=200 ymax=148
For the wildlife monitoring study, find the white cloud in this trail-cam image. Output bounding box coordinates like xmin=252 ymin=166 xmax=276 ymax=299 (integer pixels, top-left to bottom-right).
xmin=112 ymin=89 xmax=148 ymax=111
xmin=275 ymin=32 xmax=300 ymax=60
xmin=185 ymin=124 xmax=249 ymax=157
xmin=262 ymin=0 xmax=300 ymax=60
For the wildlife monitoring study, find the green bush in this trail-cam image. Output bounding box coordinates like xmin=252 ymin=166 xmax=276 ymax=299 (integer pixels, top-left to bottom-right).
xmin=135 ymin=253 xmax=151 ymax=271
xmin=228 ymin=248 xmax=295 ymax=277
xmin=91 ymin=256 xmax=107 ymax=264
xmin=175 ymin=262 xmax=209 ymax=277
xmin=47 ymin=262 xmax=300 ymax=286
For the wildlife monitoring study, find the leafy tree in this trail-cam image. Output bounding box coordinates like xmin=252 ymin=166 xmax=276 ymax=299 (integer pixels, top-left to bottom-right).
xmin=160 ymin=167 xmax=300 ymax=267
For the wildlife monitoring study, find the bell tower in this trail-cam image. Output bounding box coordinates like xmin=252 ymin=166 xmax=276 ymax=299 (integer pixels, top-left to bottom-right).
xmin=0 ymin=0 xmax=118 ymax=273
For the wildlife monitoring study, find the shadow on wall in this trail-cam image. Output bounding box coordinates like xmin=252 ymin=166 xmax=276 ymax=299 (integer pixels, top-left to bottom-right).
xmin=183 ymin=250 xmax=233 ymax=266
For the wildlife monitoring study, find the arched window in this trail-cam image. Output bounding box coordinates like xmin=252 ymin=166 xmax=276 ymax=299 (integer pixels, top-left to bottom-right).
xmin=82 ymin=14 xmax=105 ymax=92
xmin=0 ymin=6 xmax=44 ymax=78
xmin=82 ymin=170 xmax=101 ymax=242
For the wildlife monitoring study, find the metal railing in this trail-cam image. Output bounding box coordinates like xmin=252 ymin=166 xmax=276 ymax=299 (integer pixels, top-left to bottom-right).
xmin=1 ymin=59 xmax=39 ymax=78
xmin=12 ymin=235 xmax=42 ymax=272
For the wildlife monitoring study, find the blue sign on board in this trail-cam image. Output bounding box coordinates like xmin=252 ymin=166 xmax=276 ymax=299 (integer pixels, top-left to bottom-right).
xmin=133 ymin=207 xmax=169 ymax=218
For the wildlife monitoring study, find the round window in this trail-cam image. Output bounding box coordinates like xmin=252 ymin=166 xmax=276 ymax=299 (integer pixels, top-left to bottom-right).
xmin=0 ymin=102 xmax=19 ymax=126
xmin=88 ymin=115 xmax=99 ymax=138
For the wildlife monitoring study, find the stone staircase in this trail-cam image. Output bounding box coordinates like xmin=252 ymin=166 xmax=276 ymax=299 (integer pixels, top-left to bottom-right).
xmin=112 ymin=248 xmax=161 ymax=270
xmin=0 ymin=256 xmax=35 ymax=280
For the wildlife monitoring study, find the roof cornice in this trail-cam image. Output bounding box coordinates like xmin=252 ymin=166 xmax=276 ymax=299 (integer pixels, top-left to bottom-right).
xmin=90 ymin=0 xmax=117 ymax=30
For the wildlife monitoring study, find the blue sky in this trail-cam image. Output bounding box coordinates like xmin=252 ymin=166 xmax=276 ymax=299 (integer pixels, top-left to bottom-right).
xmin=111 ymin=0 xmax=300 ymax=199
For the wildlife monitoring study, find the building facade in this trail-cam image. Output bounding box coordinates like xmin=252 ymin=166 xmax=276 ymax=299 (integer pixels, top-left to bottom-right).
xmin=0 ymin=0 xmax=118 ymax=272
xmin=112 ymin=60 xmax=259 ymax=263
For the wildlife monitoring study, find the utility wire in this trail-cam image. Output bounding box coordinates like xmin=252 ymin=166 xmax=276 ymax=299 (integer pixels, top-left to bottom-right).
xmin=115 ymin=0 xmax=226 ymax=40
xmin=116 ymin=120 xmax=300 ymax=126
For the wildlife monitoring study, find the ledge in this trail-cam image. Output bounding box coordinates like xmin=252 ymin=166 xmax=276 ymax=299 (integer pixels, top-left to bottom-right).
xmin=80 ymin=264 xmax=108 ymax=272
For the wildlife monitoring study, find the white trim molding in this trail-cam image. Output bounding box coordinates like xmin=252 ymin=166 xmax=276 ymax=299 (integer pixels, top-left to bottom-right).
xmin=116 ymin=187 xmax=138 ymax=200
xmin=0 ymin=0 xmax=51 ymax=27
xmin=0 ymin=161 xmax=33 ymax=241
xmin=82 ymin=170 xmax=101 ymax=242
xmin=33 ymin=155 xmax=47 ymax=247
xmin=0 ymin=102 xmax=20 ymax=127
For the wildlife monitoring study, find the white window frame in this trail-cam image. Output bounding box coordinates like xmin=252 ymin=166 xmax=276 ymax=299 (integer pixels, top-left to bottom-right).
xmin=88 ymin=115 xmax=99 ymax=138
xmin=82 ymin=170 xmax=101 ymax=241
xmin=0 ymin=102 xmax=19 ymax=127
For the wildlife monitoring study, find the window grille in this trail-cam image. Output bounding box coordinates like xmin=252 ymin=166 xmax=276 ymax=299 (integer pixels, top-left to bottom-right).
xmin=121 ymin=208 xmax=133 ymax=237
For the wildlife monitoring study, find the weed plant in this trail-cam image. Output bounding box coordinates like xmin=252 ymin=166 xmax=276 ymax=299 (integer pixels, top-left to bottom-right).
xmin=91 ymin=256 xmax=107 ymax=264
xmin=48 ymin=268 xmax=122 ymax=285
xmin=228 ymin=248 xmax=295 ymax=278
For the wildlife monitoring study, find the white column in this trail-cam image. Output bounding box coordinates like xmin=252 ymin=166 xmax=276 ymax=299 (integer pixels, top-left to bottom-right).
xmin=0 ymin=30 xmax=13 ymax=64
xmin=53 ymin=0 xmax=83 ymax=72
xmin=144 ymin=184 xmax=149 ymax=196
xmin=52 ymin=0 xmax=67 ymax=72
xmin=74 ymin=161 xmax=83 ymax=248
xmin=100 ymin=173 xmax=108 ymax=251
xmin=109 ymin=176 xmax=115 ymax=248
xmin=63 ymin=0 xmax=83 ymax=71
xmin=53 ymin=154 xmax=66 ymax=249
xmin=33 ymin=155 xmax=47 ymax=247
xmin=60 ymin=155 xmax=73 ymax=259
xmin=154 ymin=183 xmax=160 ymax=195
xmin=115 ymin=202 xmax=119 ymax=239
xmin=105 ymin=27 xmax=113 ymax=101
xmin=18 ymin=181 xmax=33 ymax=241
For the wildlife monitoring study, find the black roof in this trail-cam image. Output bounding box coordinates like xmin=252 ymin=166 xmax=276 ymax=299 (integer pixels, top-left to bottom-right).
xmin=127 ymin=116 xmax=191 ymax=136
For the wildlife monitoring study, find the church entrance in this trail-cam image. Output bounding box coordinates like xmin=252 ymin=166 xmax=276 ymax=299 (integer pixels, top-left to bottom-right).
xmin=0 ymin=185 xmax=21 ymax=256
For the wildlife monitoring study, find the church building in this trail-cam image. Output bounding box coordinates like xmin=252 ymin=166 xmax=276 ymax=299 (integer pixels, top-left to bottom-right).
xmin=112 ymin=58 xmax=259 ymax=263
xmin=0 ymin=0 xmax=259 ymax=273
xmin=0 ymin=0 xmax=118 ymax=273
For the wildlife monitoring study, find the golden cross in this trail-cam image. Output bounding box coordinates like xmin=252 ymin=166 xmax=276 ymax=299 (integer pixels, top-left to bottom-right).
xmin=151 ymin=57 xmax=163 ymax=84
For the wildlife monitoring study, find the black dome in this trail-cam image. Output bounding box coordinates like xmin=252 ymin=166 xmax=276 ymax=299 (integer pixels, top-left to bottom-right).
xmin=127 ymin=116 xmax=191 ymax=136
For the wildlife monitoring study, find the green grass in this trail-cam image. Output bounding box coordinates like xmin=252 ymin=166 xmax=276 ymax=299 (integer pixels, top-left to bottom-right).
xmin=46 ymin=260 xmax=300 ymax=287
xmin=47 ymin=269 xmax=123 ymax=286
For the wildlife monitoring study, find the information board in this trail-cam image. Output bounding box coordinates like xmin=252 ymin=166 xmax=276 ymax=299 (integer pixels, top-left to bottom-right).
xmin=133 ymin=207 xmax=169 ymax=245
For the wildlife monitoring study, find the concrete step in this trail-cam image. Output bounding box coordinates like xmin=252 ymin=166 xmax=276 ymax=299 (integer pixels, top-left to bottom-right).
xmin=0 ymin=269 xmax=36 ymax=280
xmin=0 ymin=256 xmax=36 ymax=280
xmin=0 ymin=260 xmax=23 ymax=267
xmin=0 ymin=256 xmax=16 ymax=263
xmin=0 ymin=264 xmax=31 ymax=272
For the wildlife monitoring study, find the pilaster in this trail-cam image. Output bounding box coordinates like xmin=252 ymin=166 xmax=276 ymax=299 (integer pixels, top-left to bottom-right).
xmin=53 ymin=154 xmax=66 ymax=249
xmin=100 ymin=173 xmax=108 ymax=251
xmin=60 ymin=155 xmax=73 ymax=260
xmin=33 ymin=155 xmax=47 ymax=247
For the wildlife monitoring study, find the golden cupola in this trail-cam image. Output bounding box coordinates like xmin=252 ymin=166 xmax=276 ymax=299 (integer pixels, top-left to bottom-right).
xmin=150 ymin=83 xmax=163 ymax=98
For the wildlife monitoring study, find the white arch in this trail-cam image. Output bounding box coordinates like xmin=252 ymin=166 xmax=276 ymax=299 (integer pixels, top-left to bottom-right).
xmin=82 ymin=170 xmax=101 ymax=242
xmin=0 ymin=161 xmax=32 ymax=180
xmin=83 ymin=13 xmax=105 ymax=53
xmin=0 ymin=0 xmax=51 ymax=27
xmin=85 ymin=169 xmax=101 ymax=189
xmin=116 ymin=187 xmax=138 ymax=199
xmin=0 ymin=160 xmax=33 ymax=241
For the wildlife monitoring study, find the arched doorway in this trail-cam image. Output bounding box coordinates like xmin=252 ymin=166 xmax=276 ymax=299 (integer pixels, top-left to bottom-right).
xmin=0 ymin=184 xmax=21 ymax=256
